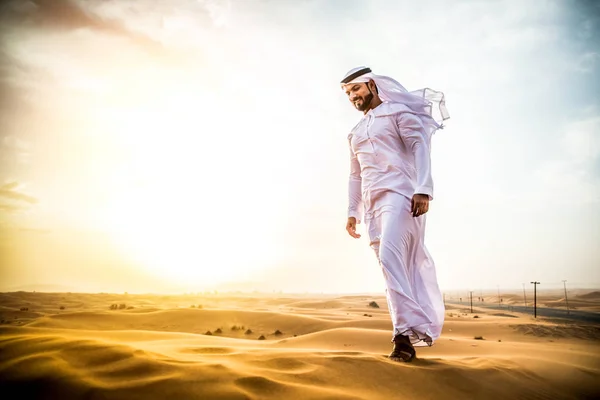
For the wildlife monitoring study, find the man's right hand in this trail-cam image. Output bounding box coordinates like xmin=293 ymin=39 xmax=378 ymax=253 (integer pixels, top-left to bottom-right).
xmin=346 ymin=217 xmax=361 ymax=239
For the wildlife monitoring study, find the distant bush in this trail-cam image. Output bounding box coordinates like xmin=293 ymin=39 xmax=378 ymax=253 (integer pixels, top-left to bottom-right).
xmin=215 ymin=328 xmax=222 ymax=334
xmin=231 ymin=325 xmax=244 ymax=331
xmin=273 ymin=330 xmax=283 ymax=336
xmin=205 ymin=330 xmax=213 ymax=335
xmin=20 ymin=307 xmax=28 ymax=311
xmin=245 ymin=329 xmax=253 ymax=335
xmin=368 ymin=301 xmax=380 ymax=308
xmin=118 ymin=304 xmax=126 ymax=309
xmin=59 ymin=306 xmax=65 ymax=310
xmin=258 ymin=335 xmax=266 ymax=340
xmin=473 ymin=315 xmax=480 ymax=318
xmin=474 ymin=336 xmax=485 ymax=340
xmin=190 ymin=305 xmax=196 ymax=308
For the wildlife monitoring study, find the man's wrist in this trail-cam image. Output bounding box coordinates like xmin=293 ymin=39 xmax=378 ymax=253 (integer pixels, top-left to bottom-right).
xmin=414 ymin=186 xmax=433 ymax=200
xmin=348 ymin=210 xmax=361 ymax=224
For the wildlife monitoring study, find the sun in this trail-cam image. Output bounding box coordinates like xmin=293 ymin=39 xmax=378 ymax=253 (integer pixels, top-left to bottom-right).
xmin=94 ymin=92 xmax=283 ymax=287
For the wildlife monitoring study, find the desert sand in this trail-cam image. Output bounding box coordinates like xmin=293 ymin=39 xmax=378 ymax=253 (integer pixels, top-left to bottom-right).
xmin=1 ymin=290 xmax=599 ymax=399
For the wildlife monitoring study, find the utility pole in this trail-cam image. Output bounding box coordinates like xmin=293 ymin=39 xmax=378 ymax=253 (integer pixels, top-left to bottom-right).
xmin=469 ymin=291 xmax=474 ymax=313
xmin=522 ymin=283 xmax=527 ymax=309
xmin=531 ymin=281 xmax=540 ymax=318
xmin=562 ymin=280 xmax=570 ymax=315
xmin=497 ymin=285 xmax=501 ymax=308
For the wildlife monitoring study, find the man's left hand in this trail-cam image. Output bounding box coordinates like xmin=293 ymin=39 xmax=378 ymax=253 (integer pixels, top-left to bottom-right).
xmin=411 ymin=194 xmax=429 ymax=217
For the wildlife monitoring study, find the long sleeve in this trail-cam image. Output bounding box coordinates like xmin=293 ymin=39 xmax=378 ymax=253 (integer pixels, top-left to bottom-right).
xmin=396 ymin=113 xmax=434 ymax=199
xmin=348 ymin=143 xmax=363 ymax=223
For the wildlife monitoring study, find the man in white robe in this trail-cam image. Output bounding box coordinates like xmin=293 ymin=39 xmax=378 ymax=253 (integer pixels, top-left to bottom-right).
xmin=341 ymin=66 xmax=449 ymax=362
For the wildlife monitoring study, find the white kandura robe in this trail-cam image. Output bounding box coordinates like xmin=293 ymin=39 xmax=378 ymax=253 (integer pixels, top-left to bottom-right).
xmin=348 ymin=101 xmax=445 ymax=346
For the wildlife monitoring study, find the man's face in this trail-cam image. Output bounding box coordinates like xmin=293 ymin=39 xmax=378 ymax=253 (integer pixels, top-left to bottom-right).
xmin=344 ymin=82 xmax=373 ymax=112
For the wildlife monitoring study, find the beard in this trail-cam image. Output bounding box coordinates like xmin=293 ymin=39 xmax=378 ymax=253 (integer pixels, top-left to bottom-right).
xmin=354 ymin=91 xmax=373 ymax=111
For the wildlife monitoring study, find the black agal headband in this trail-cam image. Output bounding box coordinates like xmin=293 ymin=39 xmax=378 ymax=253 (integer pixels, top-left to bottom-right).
xmin=340 ymin=67 xmax=372 ymax=84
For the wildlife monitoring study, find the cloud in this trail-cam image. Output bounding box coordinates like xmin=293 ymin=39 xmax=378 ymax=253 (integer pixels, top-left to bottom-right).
xmin=564 ymin=116 xmax=600 ymax=163
xmin=532 ymin=114 xmax=600 ymax=205
xmin=0 ymin=0 xmax=233 ymax=53
xmin=1 ymin=135 xmax=30 ymax=166
xmin=0 ymin=0 xmax=218 ymax=109
xmin=0 ymin=204 xmax=24 ymax=213
xmin=18 ymin=227 xmax=51 ymax=234
xmin=573 ymin=51 xmax=600 ymax=73
xmin=0 ymin=0 xmax=168 ymax=54
xmin=0 ymin=181 xmax=37 ymax=204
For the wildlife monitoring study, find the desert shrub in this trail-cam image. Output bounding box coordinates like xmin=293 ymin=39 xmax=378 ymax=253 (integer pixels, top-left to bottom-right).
xmin=215 ymin=328 xmax=222 ymax=334
xmin=258 ymin=335 xmax=266 ymax=340
xmin=59 ymin=306 xmax=65 ymax=310
xmin=474 ymin=336 xmax=485 ymax=340
xmin=368 ymin=301 xmax=380 ymax=308
xmin=205 ymin=330 xmax=213 ymax=335
xmin=20 ymin=307 xmax=28 ymax=311
xmin=118 ymin=304 xmax=126 ymax=309
xmin=245 ymin=329 xmax=253 ymax=335
xmin=273 ymin=330 xmax=283 ymax=335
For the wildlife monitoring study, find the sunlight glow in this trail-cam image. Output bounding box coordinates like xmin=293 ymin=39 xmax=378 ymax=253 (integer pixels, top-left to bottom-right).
xmin=93 ymin=83 xmax=283 ymax=285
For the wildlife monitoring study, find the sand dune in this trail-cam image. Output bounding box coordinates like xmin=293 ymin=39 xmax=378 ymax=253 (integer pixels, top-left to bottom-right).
xmin=577 ymin=291 xmax=600 ymax=300
xmin=1 ymin=291 xmax=599 ymax=399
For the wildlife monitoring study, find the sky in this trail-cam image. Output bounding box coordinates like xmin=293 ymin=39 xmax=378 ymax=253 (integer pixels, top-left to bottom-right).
xmin=0 ymin=0 xmax=598 ymax=294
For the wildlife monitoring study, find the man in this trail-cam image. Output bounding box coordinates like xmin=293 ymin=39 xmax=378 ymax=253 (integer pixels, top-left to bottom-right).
xmin=341 ymin=66 xmax=449 ymax=362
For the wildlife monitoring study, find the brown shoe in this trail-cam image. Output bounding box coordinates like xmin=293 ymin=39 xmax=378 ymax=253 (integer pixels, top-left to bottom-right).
xmin=388 ymin=334 xmax=416 ymax=362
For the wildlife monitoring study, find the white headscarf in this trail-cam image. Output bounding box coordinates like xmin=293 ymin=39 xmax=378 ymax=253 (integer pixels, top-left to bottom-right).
xmin=341 ymin=66 xmax=450 ymax=133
